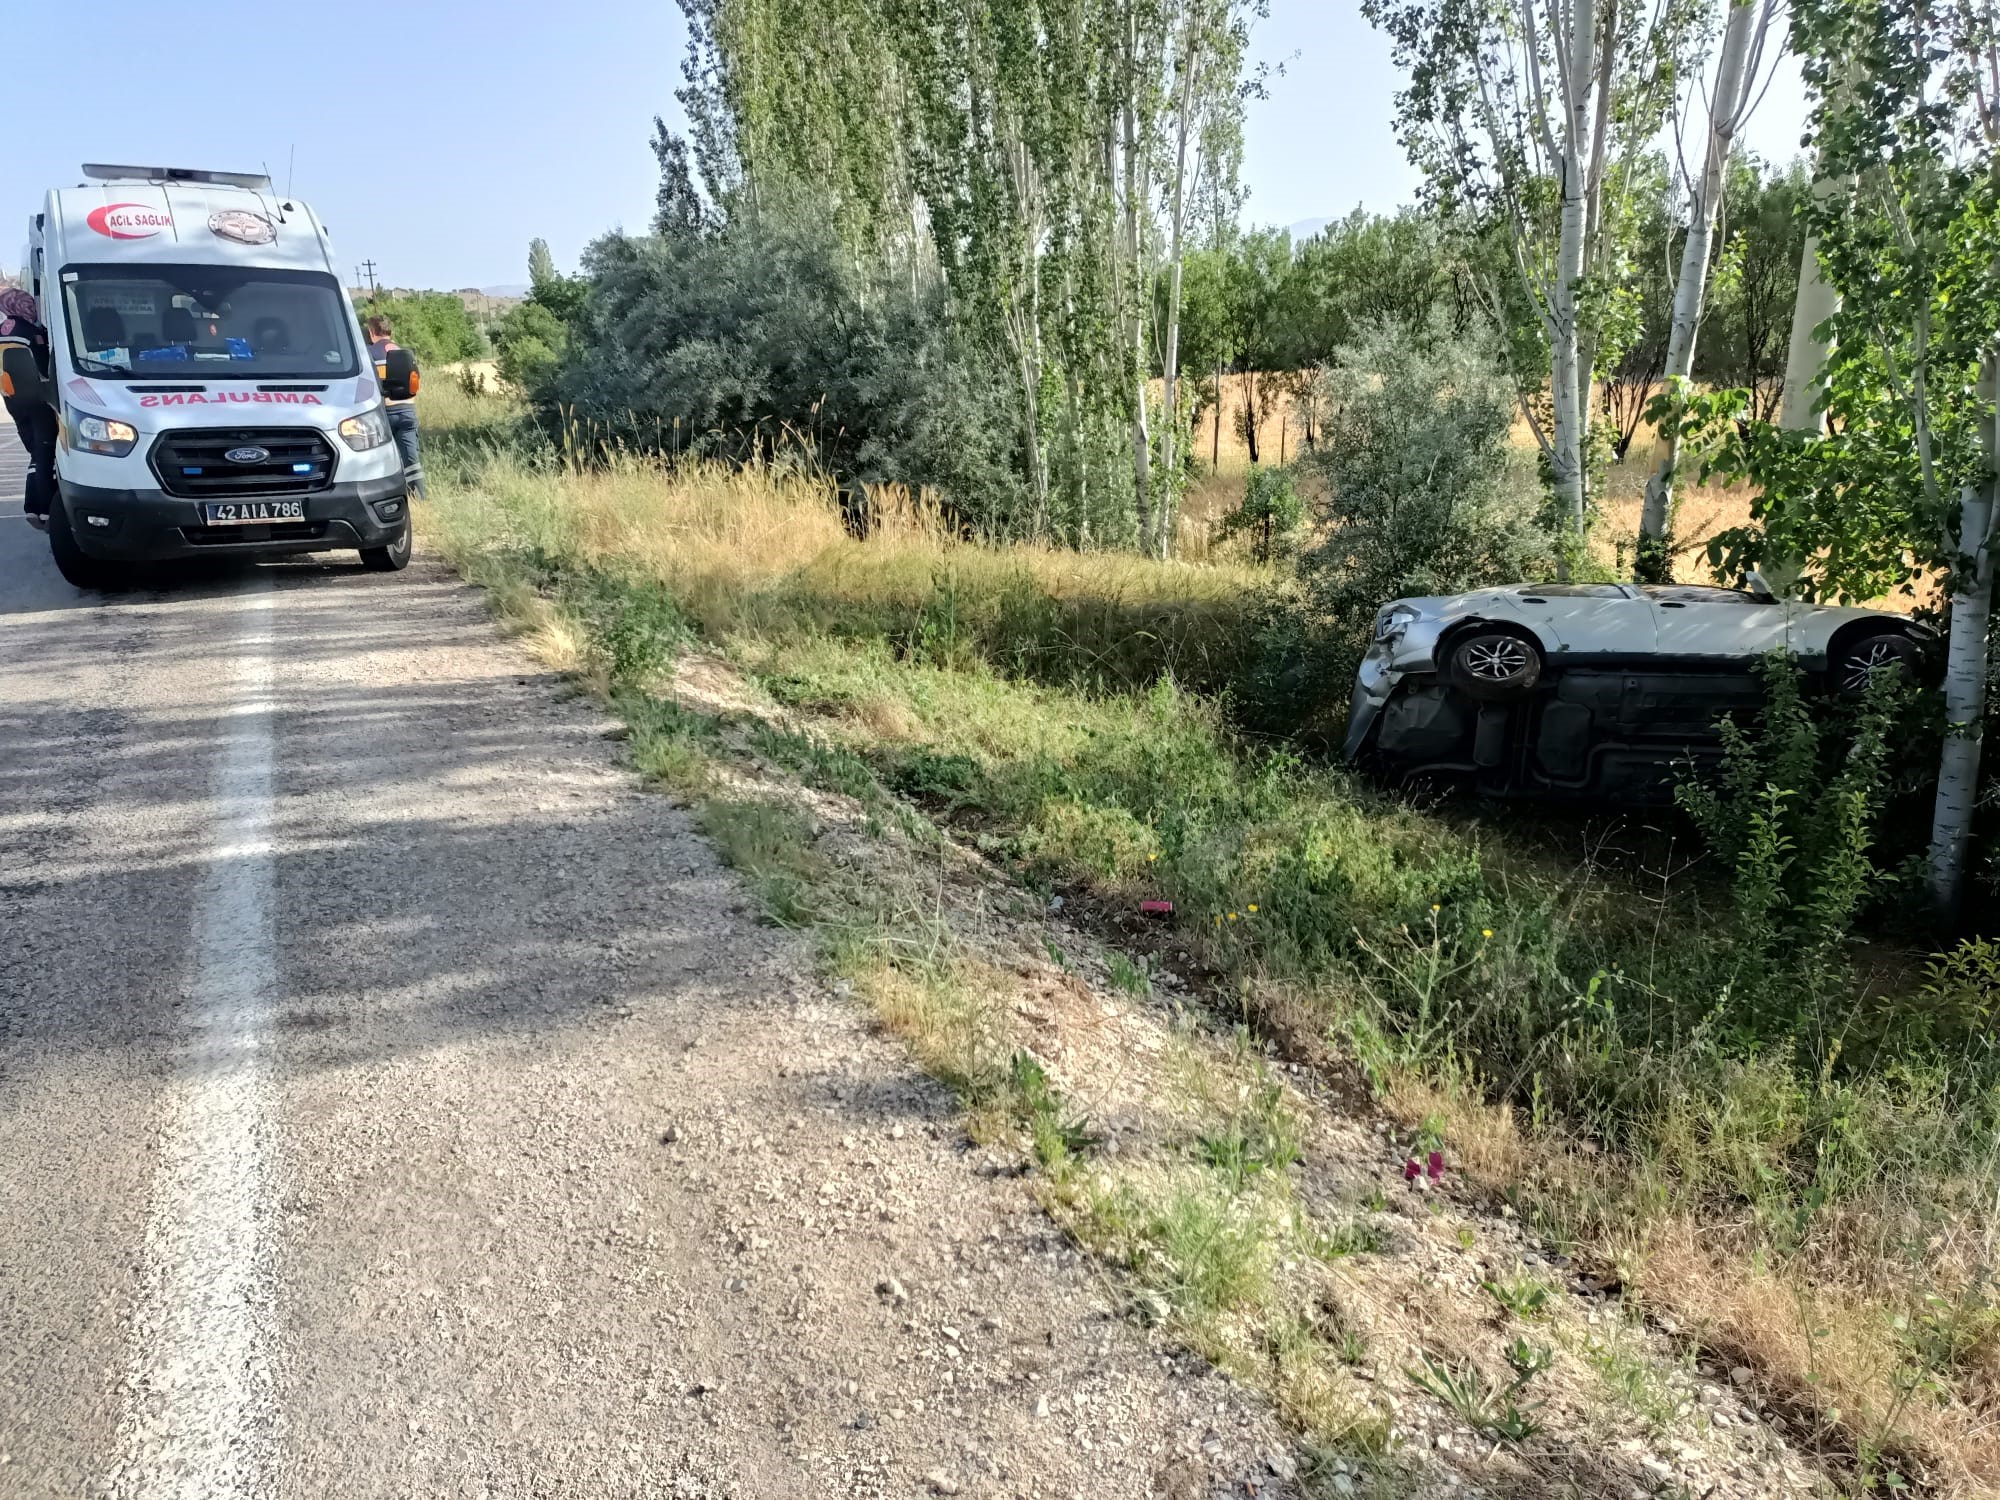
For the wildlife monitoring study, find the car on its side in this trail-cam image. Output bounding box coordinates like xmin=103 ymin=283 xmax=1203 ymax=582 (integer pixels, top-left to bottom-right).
xmin=1343 ymin=578 xmax=1931 ymax=799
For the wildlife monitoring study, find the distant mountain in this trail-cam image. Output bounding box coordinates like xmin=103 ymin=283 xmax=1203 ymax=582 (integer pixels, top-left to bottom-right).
xmin=1285 ymin=216 xmax=1335 ymax=243
xmin=481 ymin=284 xmax=530 ymax=298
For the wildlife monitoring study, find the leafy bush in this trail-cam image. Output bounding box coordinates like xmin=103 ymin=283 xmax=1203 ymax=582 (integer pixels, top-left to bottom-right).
xmin=1299 ymin=321 xmax=1554 ymax=649
xmin=354 ymin=291 xmax=485 ymax=365
xmin=1247 ymin=320 xmax=1555 ymax=732
xmin=491 ymin=299 xmax=569 ymax=392
xmin=1215 ymin=465 xmax=1305 ymax=561
xmin=1676 ymin=656 xmax=1918 ymax=1008
xmin=542 ymin=198 xmax=1029 ymax=534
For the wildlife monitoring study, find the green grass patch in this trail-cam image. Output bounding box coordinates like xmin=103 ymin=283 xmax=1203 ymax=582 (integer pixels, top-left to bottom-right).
xmin=1481 ymin=1270 xmax=1553 ymax=1321
xmin=1004 ymin=1050 xmax=1097 ymax=1184
xmin=1103 ymin=1178 xmax=1271 ymax=1319
xmin=1195 ymin=1071 xmax=1304 ymax=1187
xmin=422 ymin=396 xmax=2000 ymax=1479
xmin=696 ymin=798 xmax=823 ymax=927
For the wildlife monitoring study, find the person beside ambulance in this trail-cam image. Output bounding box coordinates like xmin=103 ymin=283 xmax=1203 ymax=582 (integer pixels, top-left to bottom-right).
xmin=0 ymin=289 xmax=57 ymax=529
xmin=365 ymin=314 xmax=426 ymax=499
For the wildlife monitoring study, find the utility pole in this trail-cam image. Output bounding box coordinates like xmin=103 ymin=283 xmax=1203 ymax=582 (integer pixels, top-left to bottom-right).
xmin=360 ymin=259 xmax=379 ymax=295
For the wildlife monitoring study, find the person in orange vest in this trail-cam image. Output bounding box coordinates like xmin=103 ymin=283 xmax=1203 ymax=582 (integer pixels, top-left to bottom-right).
xmin=0 ymin=288 xmax=57 ymax=528
xmin=364 ymin=314 xmax=426 ymax=498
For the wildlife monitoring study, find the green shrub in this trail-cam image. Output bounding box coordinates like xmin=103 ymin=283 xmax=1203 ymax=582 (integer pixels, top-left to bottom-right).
xmin=1217 ymin=465 xmax=1305 ymax=562
xmin=1676 ymin=655 xmax=1914 ymax=1010
xmin=1295 ymin=320 xmax=1557 ymax=690
xmin=545 ymin=203 xmax=1030 ymax=535
xmin=355 ymin=291 xmax=485 ymax=365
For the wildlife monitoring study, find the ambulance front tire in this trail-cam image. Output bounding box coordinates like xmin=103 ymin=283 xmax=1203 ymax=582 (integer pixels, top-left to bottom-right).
xmin=359 ymin=518 xmax=412 ymax=573
xmin=47 ymin=500 xmax=131 ymax=592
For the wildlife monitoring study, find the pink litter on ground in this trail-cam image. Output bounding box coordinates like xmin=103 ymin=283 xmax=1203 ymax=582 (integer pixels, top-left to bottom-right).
xmin=1140 ymin=900 xmax=1174 ymax=916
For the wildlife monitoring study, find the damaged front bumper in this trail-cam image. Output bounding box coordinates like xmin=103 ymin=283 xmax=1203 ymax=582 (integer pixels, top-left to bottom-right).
xmin=1342 ymin=650 xmax=1403 ymax=761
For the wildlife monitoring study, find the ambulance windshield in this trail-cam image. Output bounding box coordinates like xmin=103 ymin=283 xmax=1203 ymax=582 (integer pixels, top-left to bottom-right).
xmin=60 ymin=265 xmax=360 ymax=380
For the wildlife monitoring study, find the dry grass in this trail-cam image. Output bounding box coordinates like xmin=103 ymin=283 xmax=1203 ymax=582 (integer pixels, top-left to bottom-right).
xmin=425 ymin=386 xmax=1993 ymax=1491
xmin=1379 ymin=1072 xmax=2000 ymax=1491
xmin=463 ymin=450 xmax=1275 ymax=698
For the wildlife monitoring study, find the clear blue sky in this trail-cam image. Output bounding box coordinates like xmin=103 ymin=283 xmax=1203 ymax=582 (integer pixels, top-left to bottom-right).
xmin=2 ymin=2 xmax=1812 ymax=291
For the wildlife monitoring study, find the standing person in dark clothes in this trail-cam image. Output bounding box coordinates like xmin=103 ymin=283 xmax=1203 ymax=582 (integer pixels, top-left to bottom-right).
xmin=0 ymin=289 xmax=57 ymax=528
xmin=365 ymin=314 xmax=426 ymax=499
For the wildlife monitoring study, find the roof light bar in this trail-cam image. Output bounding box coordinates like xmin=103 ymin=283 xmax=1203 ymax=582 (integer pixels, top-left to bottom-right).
xmin=82 ymin=164 xmax=273 ymax=191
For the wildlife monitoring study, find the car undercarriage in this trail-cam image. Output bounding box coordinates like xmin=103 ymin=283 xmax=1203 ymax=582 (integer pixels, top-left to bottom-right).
xmin=1355 ymin=664 xmax=1773 ymax=800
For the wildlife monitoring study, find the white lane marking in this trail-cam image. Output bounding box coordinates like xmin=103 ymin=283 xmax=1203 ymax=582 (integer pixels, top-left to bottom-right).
xmin=111 ymin=581 xmax=279 ymax=1499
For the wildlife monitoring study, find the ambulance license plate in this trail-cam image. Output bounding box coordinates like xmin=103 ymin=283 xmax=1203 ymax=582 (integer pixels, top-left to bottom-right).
xmin=202 ymin=500 xmax=306 ymax=526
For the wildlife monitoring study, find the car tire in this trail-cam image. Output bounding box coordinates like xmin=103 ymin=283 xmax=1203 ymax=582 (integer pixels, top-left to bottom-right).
xmin=1834 ymin=631 xmax=1916 ymax=692
xmin=1444 ymin=630 xmax=1542 ymax=702
xmin=47 ymin=501 xmax=130 ymax=592
xmin=359 ymin=519 xmax=412 ymax=573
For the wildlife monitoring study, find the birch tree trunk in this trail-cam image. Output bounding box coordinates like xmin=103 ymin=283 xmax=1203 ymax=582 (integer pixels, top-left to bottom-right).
xmin=1159 ymin=251 xmax=1186 ymax=559
xmin=1158 ymin=36 xmax=1201 ymax=562
xmin=1779 ymin=212 xmax=1840 ymax=431
xmin=1549 ymin=206 xmax=1589 ymax=551
xmin=1636 ymin=0 xmax=1762 ymax=581
xmin=1548 ymin=4 xmax=1599 ymax=554
xmin=1122 ymin=8 xmax=1154 ymax=550
xmin=1778 ymin=62 xmax=1868 ymax=432
xmin=1928 ymin=351 xmax=1998 ymax=914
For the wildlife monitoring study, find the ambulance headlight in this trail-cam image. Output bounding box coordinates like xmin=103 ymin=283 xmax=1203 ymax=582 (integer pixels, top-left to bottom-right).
xmin=338 ymin=406 xmax=392 ymax=452
xmin=69 ymin=413 xmax=138 ymax=457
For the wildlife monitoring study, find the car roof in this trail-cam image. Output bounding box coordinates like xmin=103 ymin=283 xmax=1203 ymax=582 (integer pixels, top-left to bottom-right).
xmin=1505 ymin=583 xmax=1769 ymax=602
xmin=1510 ymin=584 xmax=1634 ymax=598
xmin=1637 ymin=584 xmax=1768 ymax=602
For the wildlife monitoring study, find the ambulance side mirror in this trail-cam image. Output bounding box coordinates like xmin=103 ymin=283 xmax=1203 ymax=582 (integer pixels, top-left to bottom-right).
xmin=381 ymin=348 xmax=418 ymax=402
xmin=0 ymin=345 xmax=46 ymax=406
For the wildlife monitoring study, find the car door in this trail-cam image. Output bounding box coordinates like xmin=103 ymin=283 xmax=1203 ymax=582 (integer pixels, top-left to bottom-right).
xmin=1642 ymin=585 xmax=1792 ymax=663
xmin=1504 ymin=584 xmax=1658 ymax=664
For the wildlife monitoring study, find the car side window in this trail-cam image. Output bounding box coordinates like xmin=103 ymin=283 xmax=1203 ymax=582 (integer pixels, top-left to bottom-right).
xmin=1643 ymin=586 xmax=1761 ymax=605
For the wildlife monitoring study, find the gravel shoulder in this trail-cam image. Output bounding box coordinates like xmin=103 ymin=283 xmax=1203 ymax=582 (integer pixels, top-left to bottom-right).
xmin=0 ymin=489 xmax=1289 ymax=1497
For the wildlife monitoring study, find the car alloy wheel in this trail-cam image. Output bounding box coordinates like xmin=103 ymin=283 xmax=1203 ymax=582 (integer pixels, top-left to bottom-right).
xmin=1445 ymin=628 xmax=1543 ymax=703
xmin=1839 ymin=635 xmax=1914 ymax=692
xmin=1463 ymin=637 xmax=1532 ymax=681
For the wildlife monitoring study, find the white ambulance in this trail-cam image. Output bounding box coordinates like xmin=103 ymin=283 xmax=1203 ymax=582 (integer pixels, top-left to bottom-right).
xmin=11 ymin=164 xmax=410 ymax=588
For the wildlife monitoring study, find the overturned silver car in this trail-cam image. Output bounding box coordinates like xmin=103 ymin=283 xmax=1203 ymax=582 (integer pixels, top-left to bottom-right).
xmin=1343 ymin=579 xmax=1930 ymax=798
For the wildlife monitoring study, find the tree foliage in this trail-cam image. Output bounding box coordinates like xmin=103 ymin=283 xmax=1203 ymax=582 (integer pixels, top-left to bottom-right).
xmin=1298 ymin=320 xmax=1557 ymax=669
xmin=650 ymin=121 xmax=711 ymax=236
xmin=665 ymin=0 xmax=1263 ymax=548
xmin=1684 ymin=0 xmax=2000 ymax=603
xmin=354 ymin=291 xmax=484 ymax=365
xmin=1365 ymin=0 xmax=1713 ymax=549
xmin=492 ymin=239 xmax=593 ymax=392
xmin=1695 ymin=155 xmax=1810 ymax=422
xmin=544 ymin=200 xmax=1026 ymax=530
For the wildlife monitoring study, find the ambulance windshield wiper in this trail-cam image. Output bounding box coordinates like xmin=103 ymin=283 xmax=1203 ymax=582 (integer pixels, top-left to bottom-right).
xmin=72 ymin=355 xmax=129 ymax=374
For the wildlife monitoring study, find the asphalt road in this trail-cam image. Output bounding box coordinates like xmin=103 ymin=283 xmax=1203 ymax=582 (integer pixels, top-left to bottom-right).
xmin=0 ymin=429 xmax=1289 ymax=1500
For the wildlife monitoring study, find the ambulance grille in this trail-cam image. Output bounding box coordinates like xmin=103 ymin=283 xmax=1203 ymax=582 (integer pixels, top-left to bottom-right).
xmin=149 ymin=428 xmax=336 ymax=498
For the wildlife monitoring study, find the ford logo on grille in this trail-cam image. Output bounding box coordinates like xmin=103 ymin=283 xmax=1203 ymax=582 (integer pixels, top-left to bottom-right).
xmin=224 ymin=445 xmax=271 ymax=465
